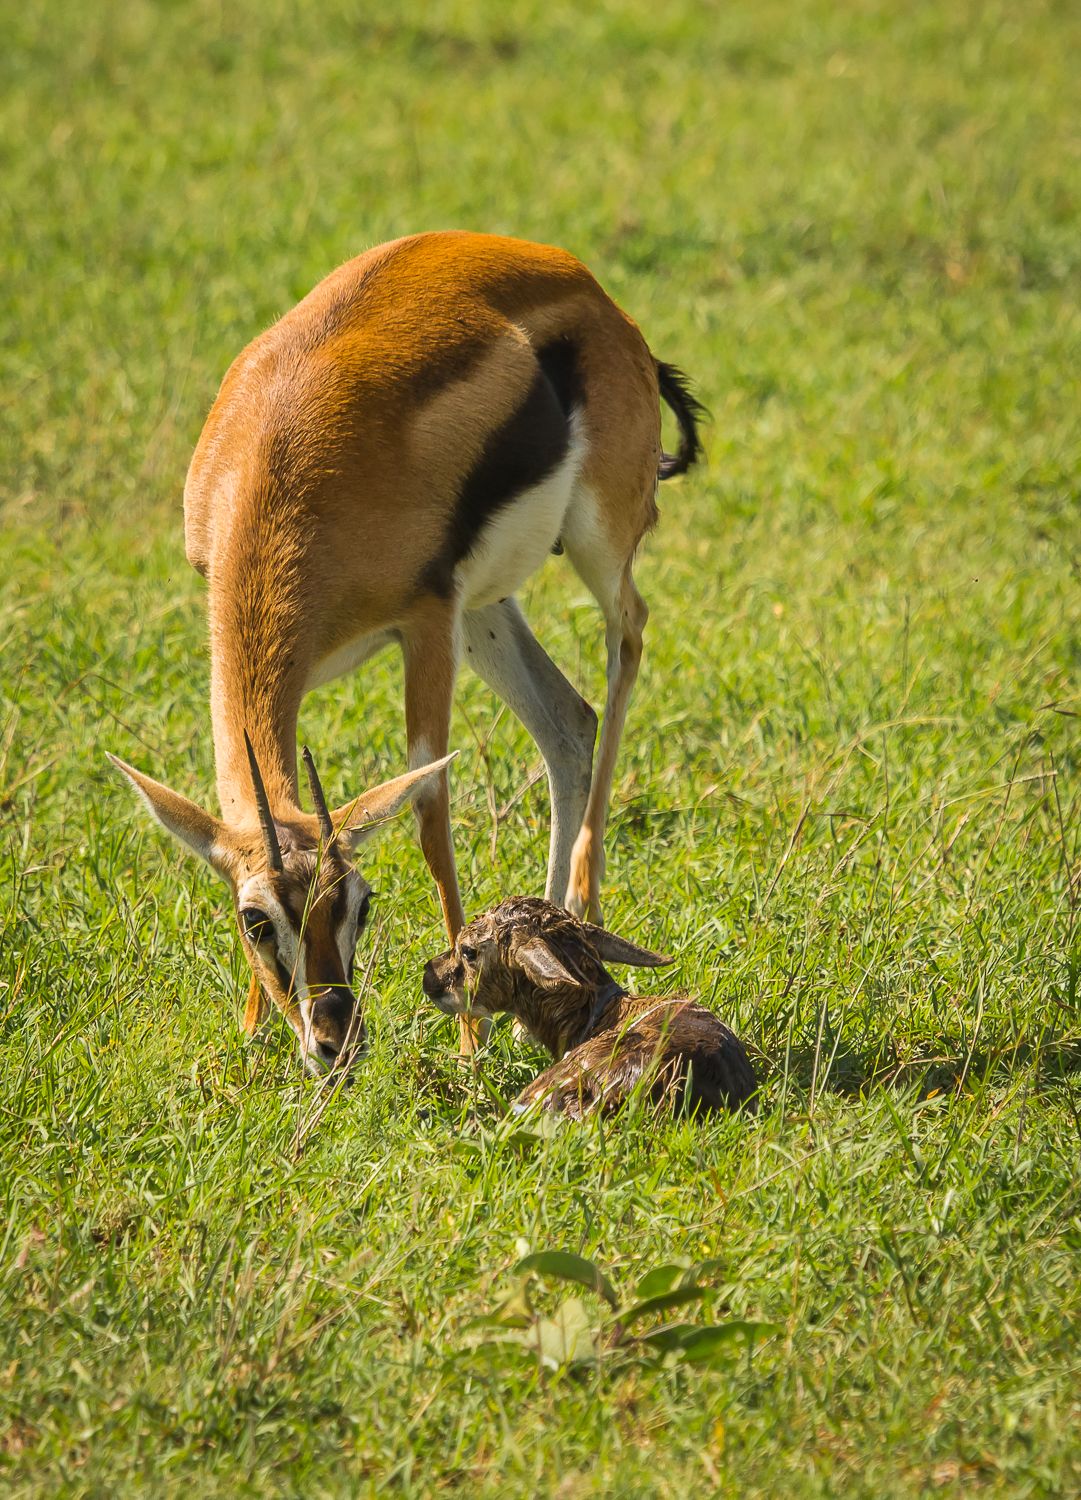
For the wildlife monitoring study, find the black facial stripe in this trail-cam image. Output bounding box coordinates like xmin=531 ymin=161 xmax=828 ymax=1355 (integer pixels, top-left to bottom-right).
xmin=329 ymin=875 xmax=351 ymax=930
xmin=274 ymin=957 xmax=293 ymax=995
xmin=417 ymin=341 xmax=580 ymax=599
xmin=278 ymin=886 xmax=308 ymax=928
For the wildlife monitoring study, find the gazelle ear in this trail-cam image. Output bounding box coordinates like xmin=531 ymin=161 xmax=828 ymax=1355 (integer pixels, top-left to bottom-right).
xmin=242 ymin=974 xmax=269 ymax=1036
xmin=106 ymin=754 xmax=232 ymax=875
xmin=512 ymin=936 xmax=579 ymax=991
xmin=330 ymin=753 xmax=456 ymax=851
xmin=580 ymin=922 xmax=673 ymax=968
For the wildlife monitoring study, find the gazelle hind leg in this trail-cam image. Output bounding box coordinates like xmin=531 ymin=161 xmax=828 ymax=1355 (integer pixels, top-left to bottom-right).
xmin=463 ymin=598 xmax=597 ymax=905
xmin=565 ymin=563 xmax=648 ymax=923
xmin=401 ymin=603 xmax=484 ymax=1056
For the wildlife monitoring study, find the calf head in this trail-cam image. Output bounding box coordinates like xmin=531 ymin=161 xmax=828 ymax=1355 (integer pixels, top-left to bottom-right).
xmin=422 ymin=895 xmax=671 ymax=1052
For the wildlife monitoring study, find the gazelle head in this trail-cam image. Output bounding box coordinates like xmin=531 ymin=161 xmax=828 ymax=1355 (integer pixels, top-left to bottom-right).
xmin=108 ymin=737 xmax=451 ymax=1076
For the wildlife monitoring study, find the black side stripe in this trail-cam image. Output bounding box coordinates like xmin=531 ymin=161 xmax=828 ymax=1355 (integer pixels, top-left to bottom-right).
xmin=418 ymin=339 xmax=582 ymax=599
xmin=536 ymin=337 xmax=583 ymax=418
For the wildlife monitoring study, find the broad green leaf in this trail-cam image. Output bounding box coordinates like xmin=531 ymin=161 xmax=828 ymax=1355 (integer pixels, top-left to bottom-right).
xmin=619 ymin=1285 xmax=713 ymax=1326
xmin=534 ymin=1297 xmax=596 ymax=1369
xmin=499 ymin=1112 xmax=562 ymax=1144
xmin=500 ymin=1128 xmax=546 ymax=1156
xmin=679 ymin=1322 xmax=781 ymax=1367
xmin=450 ymin=1337 xmax=537 ymax=1372
xmin=633 ymin=1263 xmax=688 ymax=1301
xmin=637 ymin=1322 xmax=701 ymax=1354
xmin=463 ymin=1283 xmax=534 ymax=1332
xmin=464 ymin=1312 xmax=533 ymax=1332
xmin=515 ymin=1251 xmax=619 ymax=1309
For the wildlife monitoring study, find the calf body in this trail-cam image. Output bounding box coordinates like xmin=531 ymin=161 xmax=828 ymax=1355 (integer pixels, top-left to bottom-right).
xmin=422 ymin=896 xmax=756 ymax=1117
xmin=515 ymin=993 xmax=756 ymax=1118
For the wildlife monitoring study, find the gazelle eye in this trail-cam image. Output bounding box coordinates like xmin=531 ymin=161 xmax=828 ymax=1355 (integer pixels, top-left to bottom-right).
xmin=356 ymin=891 xmax=372 ymax=932
xmin=240 ymin=907 xmax=275 ymax=947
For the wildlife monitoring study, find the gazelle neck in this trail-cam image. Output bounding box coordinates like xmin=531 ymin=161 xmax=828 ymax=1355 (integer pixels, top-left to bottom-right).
xmin=209 ymin=633 xmax=305 ymax=823
xmin=204 ymin=503 xmax=315 ymax=823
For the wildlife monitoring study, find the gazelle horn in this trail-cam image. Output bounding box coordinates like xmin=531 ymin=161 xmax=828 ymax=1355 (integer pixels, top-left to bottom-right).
xmin=243 ymin=729 xmax=283 ymax=872
xmin=302 ymin=745 xmax=335 ymax=843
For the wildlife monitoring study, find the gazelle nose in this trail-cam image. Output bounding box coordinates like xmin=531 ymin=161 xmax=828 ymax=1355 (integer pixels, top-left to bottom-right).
xmin=310 ymin=986 xmax=365 ymax=1062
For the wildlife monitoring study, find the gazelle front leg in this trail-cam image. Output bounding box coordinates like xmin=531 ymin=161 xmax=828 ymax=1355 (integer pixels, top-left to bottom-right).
xmin=401 ymin=602 xmax=483 ymax=1055
xmin=566 ymin=566 xmax=648 ymax=924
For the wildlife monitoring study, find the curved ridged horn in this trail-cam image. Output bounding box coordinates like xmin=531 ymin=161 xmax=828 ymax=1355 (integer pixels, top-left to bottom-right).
xmin=243 ymin=729 xmax=283 ymax=872
xmin=302 ymin=745 xmax=334 ymax=843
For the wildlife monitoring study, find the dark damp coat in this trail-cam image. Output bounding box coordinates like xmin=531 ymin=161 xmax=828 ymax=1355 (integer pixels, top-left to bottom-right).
xmin=422 ymin=896 xmax=757 ymax=1118
xmin=517 ymin=992 xmax=756 ymax=1119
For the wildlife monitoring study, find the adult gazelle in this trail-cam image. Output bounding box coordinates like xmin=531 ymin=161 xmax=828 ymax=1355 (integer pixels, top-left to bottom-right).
xmin=111 ymin=232 xmax=703 ymax=1071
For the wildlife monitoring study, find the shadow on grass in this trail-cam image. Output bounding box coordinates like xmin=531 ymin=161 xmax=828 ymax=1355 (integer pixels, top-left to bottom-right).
xmin=764 ymin=1036 xmax=1081 ymax=1101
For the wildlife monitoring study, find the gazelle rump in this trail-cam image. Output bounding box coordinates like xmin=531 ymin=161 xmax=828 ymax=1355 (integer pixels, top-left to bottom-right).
xmin=111 ymin=231 xmax=704 ymax=1064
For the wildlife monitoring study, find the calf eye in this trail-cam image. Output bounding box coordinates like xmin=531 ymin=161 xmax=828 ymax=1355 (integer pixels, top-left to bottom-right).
xmin=240 ymin=907 xmax=275 ymax=947
xmin=459 ymin=943 xmax=478 ymax=964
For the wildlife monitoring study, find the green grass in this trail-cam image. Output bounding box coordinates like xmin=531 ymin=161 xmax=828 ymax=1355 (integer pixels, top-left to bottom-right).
xmin=3 ymin=0 xmax=1080 ymax=1493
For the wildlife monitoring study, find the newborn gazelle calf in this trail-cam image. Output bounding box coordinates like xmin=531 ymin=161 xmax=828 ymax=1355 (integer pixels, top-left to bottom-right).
xmin=422 ymin=897 xmax=756 ymax=1117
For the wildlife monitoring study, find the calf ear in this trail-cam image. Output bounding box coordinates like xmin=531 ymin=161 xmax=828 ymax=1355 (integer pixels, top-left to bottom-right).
xmin=107 ymin=754 xmax=235 ymax=877
xmin=331 ymin=754 xmax=456 ymax=850
xmin=581 ymin=923 xmax=673 ymax=968
xmin=512 ymin=936 xmax=579 ymax=990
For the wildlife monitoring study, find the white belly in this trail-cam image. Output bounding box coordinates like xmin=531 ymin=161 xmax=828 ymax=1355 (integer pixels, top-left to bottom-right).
xmin=456 ymin=425 xmax=585 ymax=611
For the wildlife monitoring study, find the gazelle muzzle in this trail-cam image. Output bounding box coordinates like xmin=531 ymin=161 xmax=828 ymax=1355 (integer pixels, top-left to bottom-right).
xmin=304 ymin=981 xmax=366 ymax=1072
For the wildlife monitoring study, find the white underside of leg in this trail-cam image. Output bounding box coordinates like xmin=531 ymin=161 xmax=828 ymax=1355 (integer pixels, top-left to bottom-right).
xmin=558 ymin=481 xmax=625 ymax=618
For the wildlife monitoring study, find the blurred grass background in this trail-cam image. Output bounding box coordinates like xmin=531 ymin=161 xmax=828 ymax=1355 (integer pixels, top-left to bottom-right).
xmin=2 ymin=1 xmax=1079 ymax=1494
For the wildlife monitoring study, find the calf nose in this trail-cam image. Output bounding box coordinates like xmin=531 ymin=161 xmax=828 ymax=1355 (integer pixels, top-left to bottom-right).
xmin=422 ymin=958 xmax=449 ymax=998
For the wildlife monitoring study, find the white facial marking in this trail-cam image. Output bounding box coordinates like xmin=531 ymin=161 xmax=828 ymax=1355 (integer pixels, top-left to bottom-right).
xmin=236 ymin=875 xmax=308 ymax=1037
xmin=238 ymin=864 xmax=368 ymax=1074
xmin=326 ymin=869 xmax=367 ymax=978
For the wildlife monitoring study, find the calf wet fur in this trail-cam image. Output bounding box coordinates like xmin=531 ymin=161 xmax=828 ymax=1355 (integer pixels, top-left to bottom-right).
xmin=422 ymin=897 xmax=756 ymax=1117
